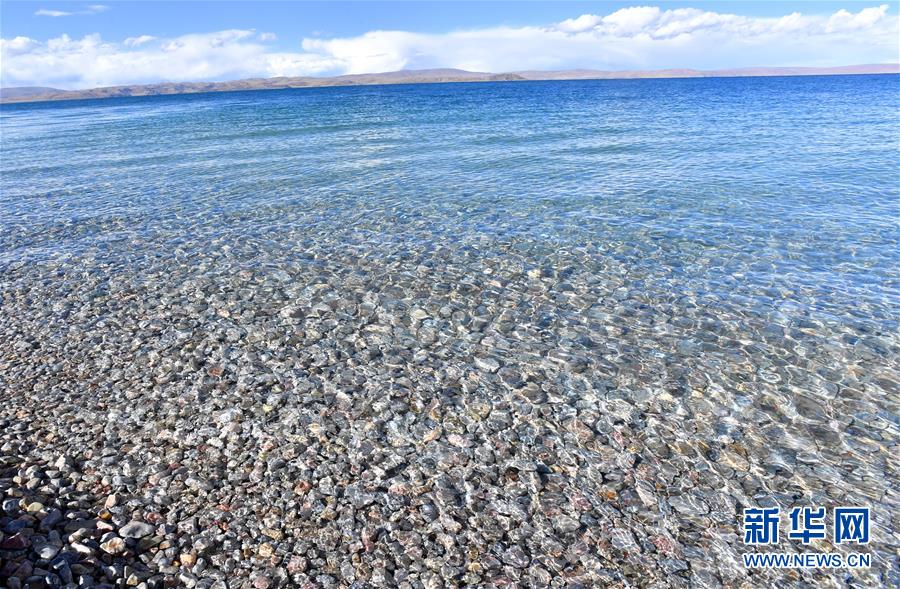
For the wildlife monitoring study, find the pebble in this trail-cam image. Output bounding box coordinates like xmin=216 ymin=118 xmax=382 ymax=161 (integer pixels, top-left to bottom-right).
xmin=100 ymin=537 xmax=127 ymax=555
xmin=119 ymin=521 xmax=156 ymax=539
xmin=474 ymin=356 xmax=500 ymax=372
xmin=35 ymin=544 xmax=60 ymax=560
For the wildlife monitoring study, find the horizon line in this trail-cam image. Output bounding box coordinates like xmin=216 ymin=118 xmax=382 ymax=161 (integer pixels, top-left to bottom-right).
xmin=2 ymin=63 xmax=898 ymax=104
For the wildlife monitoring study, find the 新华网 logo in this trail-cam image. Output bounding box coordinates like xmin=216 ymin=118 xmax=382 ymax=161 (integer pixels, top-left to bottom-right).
xmin=741 ymin=506 xmax=871 ymax=570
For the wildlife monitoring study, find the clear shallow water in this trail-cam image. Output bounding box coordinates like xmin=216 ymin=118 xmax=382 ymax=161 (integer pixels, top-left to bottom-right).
xmin=2 ymin=77 xmax=898 ymax=315
xmin=1 ymin=76 xmax=898 ymax=587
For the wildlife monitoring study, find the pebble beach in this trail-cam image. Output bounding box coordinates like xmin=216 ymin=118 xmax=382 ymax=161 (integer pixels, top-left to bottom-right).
xmin=1 ymin=76 xmax=898 ymax=588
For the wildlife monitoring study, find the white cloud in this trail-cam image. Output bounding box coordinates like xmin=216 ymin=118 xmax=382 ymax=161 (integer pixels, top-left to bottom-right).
xmin=299 ymin=5 xmax=898 ymax=74
xmin=0 ymin=36 xmax=40 ymax=56
xmin=35 ymin=9 xmax=73 ymax=17
xmin=0 ymin=29 xmax=341 ymax=88
xmin=597 ymin=6 xmax=662 ymax=36
xmin=123 ymin=35 xmax=156 ymax=47
xmin=35 ymin=4 xmax=108 ymax=17
xmin=556 ymin=14 xmax=603 ymax=34
xmin=827 ymin=4 xmax=890 ymax=32
xmin=3 ymin=5 xmax=898 ymax=89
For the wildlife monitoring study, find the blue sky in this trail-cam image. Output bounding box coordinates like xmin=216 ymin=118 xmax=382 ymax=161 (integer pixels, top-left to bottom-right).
xmin=2 ymin=2 xmax=892 ymax=44
xmin=1 ymin=2 xmax=897 ymax=88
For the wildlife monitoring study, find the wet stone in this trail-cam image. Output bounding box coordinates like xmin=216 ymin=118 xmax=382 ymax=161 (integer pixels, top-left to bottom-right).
xmin=474 ymin=356 xmax=500 ymax=373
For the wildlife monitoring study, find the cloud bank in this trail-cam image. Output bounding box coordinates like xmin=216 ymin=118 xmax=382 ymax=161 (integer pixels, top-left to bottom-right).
xmin=2 ymin=5 xmax=897 ymax=88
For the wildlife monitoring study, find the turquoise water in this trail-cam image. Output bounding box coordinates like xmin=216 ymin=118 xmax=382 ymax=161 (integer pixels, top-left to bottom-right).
xmin=1 ymin=75 xmax=898 ymax=585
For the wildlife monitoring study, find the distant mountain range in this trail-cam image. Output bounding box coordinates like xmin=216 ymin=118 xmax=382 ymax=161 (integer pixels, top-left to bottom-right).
xmin=2 ymin=64 xmax=897 ymax=104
